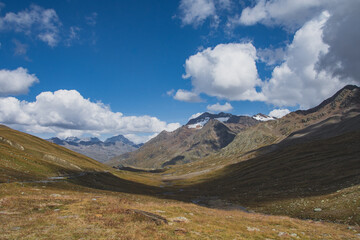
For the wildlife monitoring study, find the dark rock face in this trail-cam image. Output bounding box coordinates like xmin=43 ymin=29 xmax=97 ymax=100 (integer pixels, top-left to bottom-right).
xmin=226 ymin=115 xmax=259 ymax=125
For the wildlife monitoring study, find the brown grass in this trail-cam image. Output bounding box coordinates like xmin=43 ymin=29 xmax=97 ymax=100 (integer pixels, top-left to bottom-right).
xmin=1 ymin=181 xmax=359 ymax=240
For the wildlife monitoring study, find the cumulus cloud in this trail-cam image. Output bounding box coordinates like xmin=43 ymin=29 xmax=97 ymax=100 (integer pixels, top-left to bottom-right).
xmin=257 ymin=47 xmax=286 ymax=66
xmin=235 ymin=0 xmax=329 ymax=29
xmin=0 ymin=67 xmax=39 ymax=96
xmin=177 ymin=8 xmax=356 ymax=109
xmin=235 ymin=0 xmax=360 ymax=85
xmin=0 ymin=89 xmax=181 ymax=138
xmin=262 ymin=12 xmax=347 ymax=109
xmin=317 ymin=1 xmax=360 ymax=84
xmin=269 ymin=108 xmax=290 ymax=118
xmin=207 ymin=102 xmax=232 ymax=112
xmin=177 ymin=0 xmax=232 ymax=27
xmin=178 ymin=0 xmax=216 ymax=27
xmin=174 ymin=89 xmax=202 ymax=102
xmin=179 ymin=43 xmax=265 ymax=101
xmin=0 ymin=4 xmax=61 ymax=46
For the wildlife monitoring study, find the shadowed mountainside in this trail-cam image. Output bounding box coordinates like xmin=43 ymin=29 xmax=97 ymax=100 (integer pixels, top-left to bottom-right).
xmin=109 ymin=85 xmax=360 ymax=172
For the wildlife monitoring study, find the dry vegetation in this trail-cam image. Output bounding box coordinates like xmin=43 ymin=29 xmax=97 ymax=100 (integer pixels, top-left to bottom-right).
xmin=1 ymin=180 xmax=359 ymax=240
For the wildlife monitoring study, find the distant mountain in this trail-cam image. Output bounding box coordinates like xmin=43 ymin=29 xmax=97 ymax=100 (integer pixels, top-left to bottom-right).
xmin=104 ymin=135 xmax=138 ymax=146
xmin=109 ymin=85 xmax=360 ymax=170
xmin=48 ymin=135 xmax=139 ymax=163
xmin=108 ymin=112 xmax=261 ymax=168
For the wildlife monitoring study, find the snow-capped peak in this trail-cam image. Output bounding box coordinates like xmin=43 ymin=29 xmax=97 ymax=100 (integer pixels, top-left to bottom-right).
xmin=253 ymin=113 xmax=275 ymax=122
xmin=188 ymin=112 xmax=204 ymax=121
xmin=186 ymin=112 xmax=233 ymax=129
xmin=187 ymin=117 xmax=210 ymax=129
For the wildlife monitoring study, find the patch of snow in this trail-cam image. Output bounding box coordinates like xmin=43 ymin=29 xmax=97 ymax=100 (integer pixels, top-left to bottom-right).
xmin=253 ymin=114 xmax=275 ymax=122
xmin=215 ymin=117 xmax=229 ymax=122
xmin=188 ymin=112 xmax=203 ymax=120
xmin=187 ymin=117 xmax=209 ymax=129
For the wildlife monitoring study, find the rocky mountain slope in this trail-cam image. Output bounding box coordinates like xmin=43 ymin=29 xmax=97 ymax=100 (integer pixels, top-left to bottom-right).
xmin=219 ymin=84 xmax=360 ymax=159
xmin=109 ymin=85 xmax=360 ymax=171
xmin=176 ymin=114 xmax=360 ymax=225
xmin=48 ymin=135 xmax=139 ymax=163
xmin=108 ymin=113 xmax=261 ymax=168
xmin=159 ymin=85 xmax=360 ymax=225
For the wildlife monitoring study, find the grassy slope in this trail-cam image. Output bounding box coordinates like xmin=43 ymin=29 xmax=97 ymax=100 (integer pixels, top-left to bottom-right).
xmin=0 ymin=125 xmax=109 ymax=183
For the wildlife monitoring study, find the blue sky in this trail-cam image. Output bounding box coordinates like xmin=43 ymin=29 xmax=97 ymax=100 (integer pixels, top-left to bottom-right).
xmin=0 ymin=0 xmax=358 ymax=143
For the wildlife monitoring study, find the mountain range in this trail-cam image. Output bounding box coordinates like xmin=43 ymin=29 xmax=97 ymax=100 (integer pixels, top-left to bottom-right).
xmin=107 ymin=112 xmax=273 ymax=168
xmin=108 ymin=85 xmax=360 ymax=171
xmin=47 ymin=135 xmax=141 ymax=163
xmin=1 ymin=84 xmax=359 ymax=237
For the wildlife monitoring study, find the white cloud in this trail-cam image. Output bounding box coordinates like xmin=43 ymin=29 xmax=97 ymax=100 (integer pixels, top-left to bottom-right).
xmin=317 ymin=1 xmax=360 ymax=84
xmin=236 ymin=0 xmax=329 ymax=29
xmin=124 ymin=133 xmax=158 ymax=144
xmin=188 ymin=112 xmax=203 ymax=120
xmin=0 ymin=67 xmax=39 ymax=96
xmin=269 ymin=108 xmax=290 ymax=118
xmin=207 ymin=102 xmax=232 ymax=112
xmin=13 ymin=39 xmax=28 ymax=56
xmin=257 ymin=47 xmax=286 ymax=66
xmin=166 ymin=89 xmax=175 ymax=96
xmin=65 ymin=26 xmax=81 ymax=46
xmin=57 ymin=129 xmax=83 ymax=139
xmin=262 ymin=12 xmax=347 ymax=109
xmin=177 ymin=9 xmax=355 ymax=109
xmin=236 ymin=0 xmax=360 ymax=87
xmin=0 ymin=89 xmax=181 ymax=138
xmin=174 ymin=89 xmax=202 ymax=102
xmin=85 ymin=12 xmax=98 ymax=26
xmin=178 ymin=0 xmax=233 ymax=27
xmin=217 ymin=0 xmax=231 ymax=10
xmin=180 ymin=43 xmax=265 ymax=101
xmin=178 ymin=0 xmax=216 ymax=27
xmin=0 ymin=4 xmax=61 ymax=46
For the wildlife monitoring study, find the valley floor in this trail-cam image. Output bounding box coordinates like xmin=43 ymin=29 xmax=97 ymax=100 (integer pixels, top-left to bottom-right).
xmin=1 ymin=174 xmax=359 ymax=240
